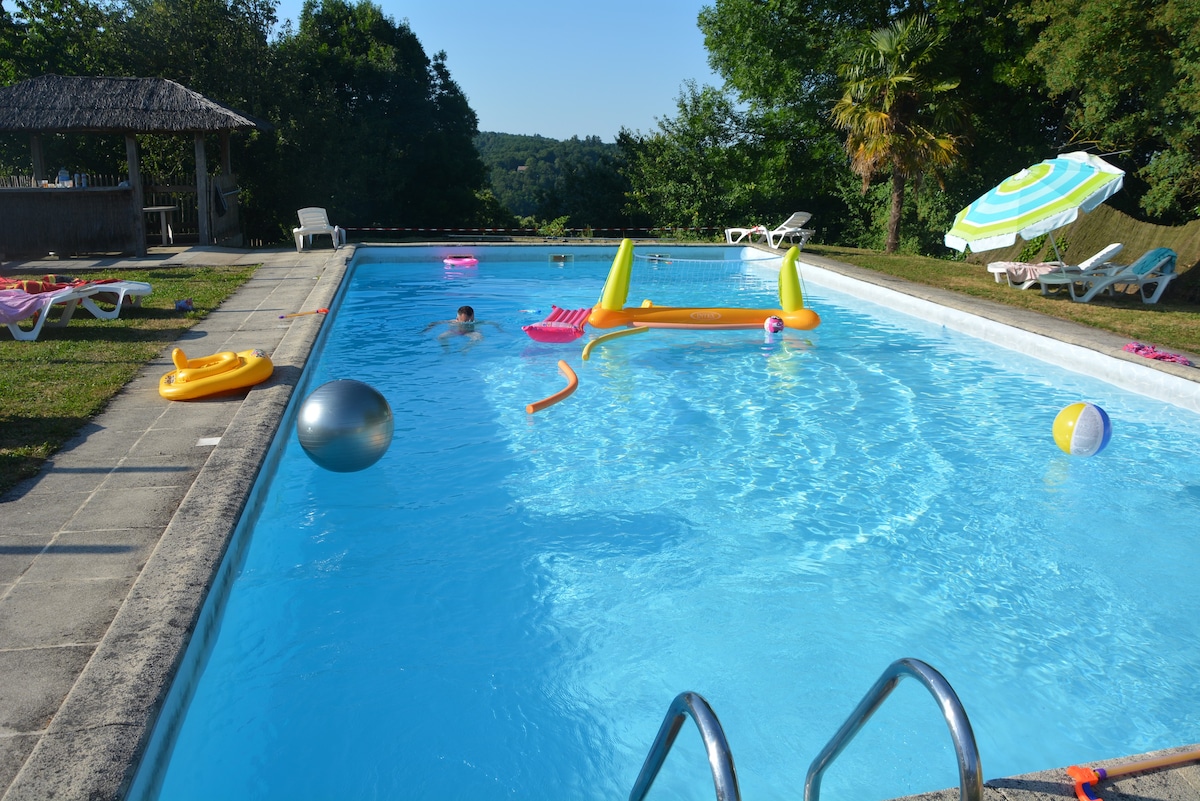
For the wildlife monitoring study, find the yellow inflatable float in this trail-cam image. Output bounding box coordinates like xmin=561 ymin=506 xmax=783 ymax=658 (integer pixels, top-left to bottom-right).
xmin=159 ymin=347 xmax=273 ymax=400
xmin=588 ymin=239 xmax=821 ymax=331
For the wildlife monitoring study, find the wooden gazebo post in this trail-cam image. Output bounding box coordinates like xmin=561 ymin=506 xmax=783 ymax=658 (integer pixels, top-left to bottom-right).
xmin=220 ymin=131 xmax=232 ymax=175
xmin=126 ymin=134 xmax=147 ymax=256
xmin=194 ymin=132 xmax=210 ymax=246
xmin=30 ymin=134 xmax=44 ymax=183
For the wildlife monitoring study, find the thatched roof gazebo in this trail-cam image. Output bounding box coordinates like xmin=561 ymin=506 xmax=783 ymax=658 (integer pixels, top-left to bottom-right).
xmin=0 ymin=74 xmax=268 ymax=257
xmin=0 ymin=74 xmax=264 ymax=133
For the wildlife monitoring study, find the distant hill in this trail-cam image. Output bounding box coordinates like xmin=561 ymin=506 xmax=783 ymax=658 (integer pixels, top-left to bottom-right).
xmin=474 ymin=132 xmax=635 ymax=227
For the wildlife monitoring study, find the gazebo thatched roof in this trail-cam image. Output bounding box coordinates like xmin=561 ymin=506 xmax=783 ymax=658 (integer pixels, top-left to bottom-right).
xmin=0 ymin=74 xmax=269 ymax=134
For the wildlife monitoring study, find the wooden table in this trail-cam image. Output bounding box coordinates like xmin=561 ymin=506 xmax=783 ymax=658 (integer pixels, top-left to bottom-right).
xmin=143 ymin=205 xmax=177 ymax=245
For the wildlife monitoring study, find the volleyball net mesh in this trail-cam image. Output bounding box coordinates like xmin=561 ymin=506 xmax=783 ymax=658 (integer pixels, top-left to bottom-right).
xmin=626 ymin=252 xmax=783 ymax=306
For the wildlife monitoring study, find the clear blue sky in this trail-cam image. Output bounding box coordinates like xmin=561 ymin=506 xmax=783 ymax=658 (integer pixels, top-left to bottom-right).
xmin=272 ymin=0 xmax=721 ymax=141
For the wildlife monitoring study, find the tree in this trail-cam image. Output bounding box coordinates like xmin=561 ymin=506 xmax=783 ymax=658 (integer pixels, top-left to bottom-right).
xmin=618 ymin=81 xmax=762 ymax=231
xmin=698 ymin=0 xmax=893 ymax=114
xmin=2 ymin=0 xmax=119 ymax=79
xmin=262 ymin=0 xmax=488 ymax=237
xmin=114 ymin=0 xmax=277 ymax=111
xmin=830 ymin=15 xmax=963 ymax=252
xmin=1019 ymin=0 xmax=1200 ymax=222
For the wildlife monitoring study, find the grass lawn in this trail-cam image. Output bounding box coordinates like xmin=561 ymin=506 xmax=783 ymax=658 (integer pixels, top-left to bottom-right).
xmin=0 ymin=265 xmax=256 ymax=495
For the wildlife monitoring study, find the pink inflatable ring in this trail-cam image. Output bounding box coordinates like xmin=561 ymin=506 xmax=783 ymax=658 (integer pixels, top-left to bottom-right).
xmin=443 ymin=255 xmax=478 ymax=267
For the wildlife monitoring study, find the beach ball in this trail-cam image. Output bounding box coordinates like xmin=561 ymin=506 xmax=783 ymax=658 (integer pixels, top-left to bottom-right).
xmin=764 ymin=316 xmax=784 ymax=333
xmin=297 ymin=380 xmax=394 ymax=472
xmin=1053 ymin=402 xmax=1112 ymax=457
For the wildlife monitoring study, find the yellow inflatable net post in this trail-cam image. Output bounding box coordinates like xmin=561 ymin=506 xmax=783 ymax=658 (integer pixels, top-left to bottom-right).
xmin=597 ymin=238 xmax=634 ymax=312
xmin=778 ymin=246 xmax=804 ymax=312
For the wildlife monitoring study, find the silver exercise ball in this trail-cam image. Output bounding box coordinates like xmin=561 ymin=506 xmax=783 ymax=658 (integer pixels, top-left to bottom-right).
xmin=297 ymin=379 xmax=394 ymax=472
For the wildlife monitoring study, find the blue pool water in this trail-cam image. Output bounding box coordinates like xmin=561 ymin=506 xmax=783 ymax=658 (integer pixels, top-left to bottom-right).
xmin=135 ymin=246 xmax=1200 ymax=801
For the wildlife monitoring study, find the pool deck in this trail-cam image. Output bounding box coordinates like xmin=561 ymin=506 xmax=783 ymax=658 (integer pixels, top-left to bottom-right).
xmin=1 ymin=243 xmax=1198 ymax=800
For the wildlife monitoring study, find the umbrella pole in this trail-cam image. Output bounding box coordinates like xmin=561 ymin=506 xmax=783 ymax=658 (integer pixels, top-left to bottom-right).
xmin=1048 ymin=232 xmax=1065 ymax=265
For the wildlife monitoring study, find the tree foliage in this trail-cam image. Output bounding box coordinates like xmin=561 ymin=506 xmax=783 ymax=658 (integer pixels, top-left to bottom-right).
xmin=1018 ymin=0 xmax=1200 ymax=221
xmin=474 ymin=132 xmax=635 ymax=229
xmin=619 ymin=82 xmax=758 ymax=230
xmin=831 ymin=15 xmax=963 ymax=252
xmin=258 ymin=0 xmax=488 ymax=234
xmin=4 ymin=0 xmax=120 ymax=78
xmin=618 ymin=80 xmax=847 ymax=238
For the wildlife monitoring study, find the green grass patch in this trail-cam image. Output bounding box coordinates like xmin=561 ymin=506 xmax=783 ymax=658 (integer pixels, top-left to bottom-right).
xmin=808 ymin=244 xmax=1200 ymax=355
xmin=0 ymin=265 xmax=256 ymax=495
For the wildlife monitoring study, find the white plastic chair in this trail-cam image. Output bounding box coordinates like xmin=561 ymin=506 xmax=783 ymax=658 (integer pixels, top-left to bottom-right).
xmin=293 ymin=207 xmax=346 ymax=252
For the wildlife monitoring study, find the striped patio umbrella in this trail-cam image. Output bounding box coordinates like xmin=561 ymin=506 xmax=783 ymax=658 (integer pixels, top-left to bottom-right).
xmin=945 ymin=151 xmax=1124 ymax=259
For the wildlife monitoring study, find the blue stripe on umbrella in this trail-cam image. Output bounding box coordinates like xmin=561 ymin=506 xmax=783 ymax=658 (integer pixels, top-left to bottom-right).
xmin=946 ymin=152 xmax=1123 ymax=253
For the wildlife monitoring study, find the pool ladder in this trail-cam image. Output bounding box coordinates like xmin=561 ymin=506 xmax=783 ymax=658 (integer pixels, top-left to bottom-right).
xmin=628 ymin=658 xmax=983 ymax=801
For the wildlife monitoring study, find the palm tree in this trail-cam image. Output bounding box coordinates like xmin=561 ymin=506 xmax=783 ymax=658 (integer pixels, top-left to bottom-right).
xmin=832 ymin=15 xmax=964 ymax=253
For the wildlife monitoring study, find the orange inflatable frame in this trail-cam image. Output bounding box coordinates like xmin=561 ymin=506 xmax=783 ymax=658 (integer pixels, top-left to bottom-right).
xmin=587 ymin=239 xmax=820 ymax=331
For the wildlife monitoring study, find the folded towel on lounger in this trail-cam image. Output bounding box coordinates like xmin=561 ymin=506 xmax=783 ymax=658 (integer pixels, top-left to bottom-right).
xmin=0 ymin=289 xmax=54 ymax=324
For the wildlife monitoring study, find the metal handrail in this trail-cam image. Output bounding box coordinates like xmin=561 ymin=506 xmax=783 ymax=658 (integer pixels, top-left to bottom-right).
xmin=804 ymin=658 xmax=983 ymax=801
xmin=628 ymin=691 xmax=741 ymax=801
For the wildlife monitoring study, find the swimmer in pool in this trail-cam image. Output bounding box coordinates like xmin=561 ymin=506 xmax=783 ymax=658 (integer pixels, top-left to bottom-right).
xmin=423 ymin=305 xmax=502 ymax=351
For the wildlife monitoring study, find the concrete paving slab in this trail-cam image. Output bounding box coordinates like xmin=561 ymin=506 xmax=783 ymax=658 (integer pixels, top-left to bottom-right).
xmin=0 ymin=535 xmax=52 ymax=581
xmin=3 ymin=466 xmax=112 ymax=500
xmin=43 ymin=429 xmax=143 ymax=466
xmin=0 ymin=577 xmax=128 ymax=648
xmin=87 ymin=463 xmax=203 ymax=492
xmin=17 ymin=528 xmax=161 ymax=583
xmin=0 ymin=736 xmax=36 ymax=794
xmin=0 ymin=645 xmax=94 ymax=732
xmin=0 ymin=492 xmax=92 ymax=536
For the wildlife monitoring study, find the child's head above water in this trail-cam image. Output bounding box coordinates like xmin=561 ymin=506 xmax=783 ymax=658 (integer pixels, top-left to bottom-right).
xmin=456 ymin=305 xmax=475 ymax=322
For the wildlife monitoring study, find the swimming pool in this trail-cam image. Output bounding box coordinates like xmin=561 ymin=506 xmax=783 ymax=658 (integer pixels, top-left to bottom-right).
xmin=132 ymin=245 xmax=1200 ymax=801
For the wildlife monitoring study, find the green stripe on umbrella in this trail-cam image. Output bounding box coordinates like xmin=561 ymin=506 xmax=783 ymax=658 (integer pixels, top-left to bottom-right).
xmin=945 ymin=152 xmax=1124 ymax=255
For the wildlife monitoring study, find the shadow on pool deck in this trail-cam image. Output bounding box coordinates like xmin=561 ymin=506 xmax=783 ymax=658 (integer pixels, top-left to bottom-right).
xmin=0 ymin=243 xmax=1197 ymax=801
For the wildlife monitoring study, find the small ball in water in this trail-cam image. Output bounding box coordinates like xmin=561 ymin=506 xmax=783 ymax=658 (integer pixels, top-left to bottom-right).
xmin=297 ymin=379 xmax=394 ymax=472
xmin=1053 ymin=402 xmax=1111 ymax=457
xmin=764 ymin=316 xmax=784 ymax=333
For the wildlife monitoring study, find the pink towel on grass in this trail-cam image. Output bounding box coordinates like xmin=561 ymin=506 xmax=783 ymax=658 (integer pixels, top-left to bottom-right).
xmin=0 ymin=289 xmax=53 ymax=324
xmin=1124 ymin=342 xmax=1193 ymax=366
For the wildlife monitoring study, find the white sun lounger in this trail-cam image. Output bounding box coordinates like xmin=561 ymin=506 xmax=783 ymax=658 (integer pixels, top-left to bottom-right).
xmin=1 ymin=285 xmax=103 ymax=341
xmin=79 ymin=280 xmax=153 ymax=320
xmin=725 ymin=212 xmax=816 ymax=249
xmin=765 ymin=212 xmax=816 ymax=249
xmin=725 ymin=224 xmax=767 ymax=244
xmin=1068 ymin=247 xmax=1177 ymax=304
xmin=988 ymin=243 xmax=1124 ymax=290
